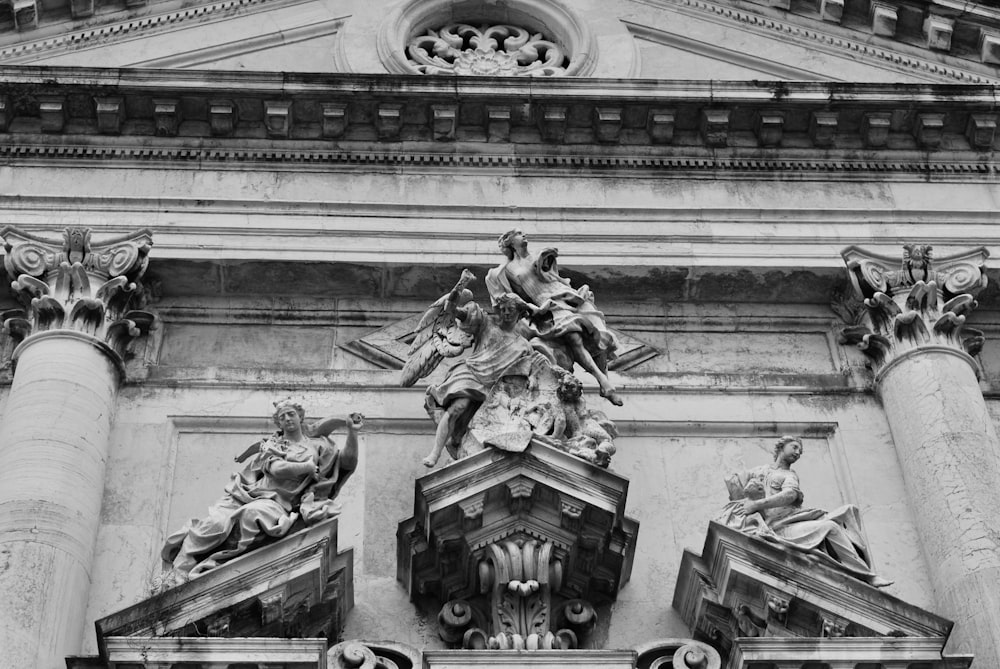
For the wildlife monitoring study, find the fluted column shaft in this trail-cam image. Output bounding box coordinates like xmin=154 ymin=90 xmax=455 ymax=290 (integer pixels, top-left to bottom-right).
xmin=841 ymin=244 xmax=999 ymax=664
xmin=0 ymin=332 xmax=119 ymax=668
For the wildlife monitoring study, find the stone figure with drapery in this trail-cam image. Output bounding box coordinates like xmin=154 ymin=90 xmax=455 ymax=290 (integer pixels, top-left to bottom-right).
xmin=402 ymin=270 xmax=621 ymax=470
xmin=157 ymin=399 xmax=363 ymax=588
xmin=718 ymin=435 xmax=892 ymax=588
xmin=400 ymin=270 xmax=551 ymax=467
xmin=486 ymin=229 xmax=622 ymax=406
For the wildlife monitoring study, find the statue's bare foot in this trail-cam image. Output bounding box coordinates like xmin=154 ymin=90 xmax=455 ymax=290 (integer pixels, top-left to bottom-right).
xmin=600 ymin=387 xmax=624 ymax=406
xmin=869 ymin=575 xmax=894 ymax=588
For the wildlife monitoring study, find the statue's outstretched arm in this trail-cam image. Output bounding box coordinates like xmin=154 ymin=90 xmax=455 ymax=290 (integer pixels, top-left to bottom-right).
xmin=339 ymin=414 xmax=363 ymax=472
xmin=307 ymin=416 xmax=349 ymax=437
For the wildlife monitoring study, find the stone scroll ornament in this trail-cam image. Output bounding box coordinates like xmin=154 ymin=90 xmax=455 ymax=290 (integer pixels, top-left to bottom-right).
xmin=1 ymin=226 xmax=154 ymax=365
xmin=438 ymin=540 xmax=596 ymax=650
xmin=838 ymin=244 xmax=989 ymax=373
xmin=155 ymin=400 xmax=364 ymax=590
xmin=400 ymin=269 xmax=618 ymax=469
xmin=407 ymin=23 xmax=569 ymax=76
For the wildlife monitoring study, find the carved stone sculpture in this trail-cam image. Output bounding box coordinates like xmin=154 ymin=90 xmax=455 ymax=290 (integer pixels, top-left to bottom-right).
xmin=402 ymin=270 xmax=620 ymax=469
xmin=717 ymin=436 xmax=891 ymax=588
xmin=487 ymin=229 xmax=622 ymax=405
xmin=407 ymin=23 xmax=569 ymax=76
xmin=402 ymin=273 xmax=551 ymax=467
xmin=1 ymin=225 xmax=154 ymax=366
xmin=157 ymin=400 xmax=363 ymax=588
xmin=838 ymin=244 xmax=989 ymax=372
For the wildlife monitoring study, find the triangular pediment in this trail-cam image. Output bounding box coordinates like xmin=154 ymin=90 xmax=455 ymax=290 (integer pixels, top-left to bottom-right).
xmin=1 ymin=0 xmax=997 ymax=85
xmin=340 ymin=311 xmax=659 ymax=375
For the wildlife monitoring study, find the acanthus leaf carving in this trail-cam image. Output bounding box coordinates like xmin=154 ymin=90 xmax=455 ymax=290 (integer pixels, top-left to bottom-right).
xmin=398 ymin=443 xmax=637 ymax=652
xmin=1 ymin=226 xmax=154 ymax=373
xmin=839 ymin=244 xmax=989 ymax=374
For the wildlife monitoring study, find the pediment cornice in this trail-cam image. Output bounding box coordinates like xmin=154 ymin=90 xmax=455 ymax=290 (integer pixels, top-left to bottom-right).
xmin=651 ymin=0 xmax=1000 ymax=84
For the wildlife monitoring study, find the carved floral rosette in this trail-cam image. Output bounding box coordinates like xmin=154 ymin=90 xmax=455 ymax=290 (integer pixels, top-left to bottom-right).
xmin=1 ymin=226 xmax=155 ymax=365
xmin=839 ymin=244 xmax=989 ymax=373
xmin=407 ymin=23 xmax=568 ymax=76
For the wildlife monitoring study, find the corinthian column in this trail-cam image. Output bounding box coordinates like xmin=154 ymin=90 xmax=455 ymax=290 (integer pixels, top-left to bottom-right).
xmin=840 ymin=244 xmax=999 ymax=663
xmin=0 ymin=227 xmax=153 ymax=669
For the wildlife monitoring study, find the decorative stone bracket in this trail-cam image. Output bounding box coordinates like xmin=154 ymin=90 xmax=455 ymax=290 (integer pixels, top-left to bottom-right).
xmin=0 ymin=226 xmax=155 ymax=376
xmin=838 ymin=244 xmax=988 ymax=375
xmin=397 ymin=440 xmax=638 ymax=650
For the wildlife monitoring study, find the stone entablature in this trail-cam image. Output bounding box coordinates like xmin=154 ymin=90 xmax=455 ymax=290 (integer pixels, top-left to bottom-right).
xmin=0 ymin=68 xmax=997 ymax=154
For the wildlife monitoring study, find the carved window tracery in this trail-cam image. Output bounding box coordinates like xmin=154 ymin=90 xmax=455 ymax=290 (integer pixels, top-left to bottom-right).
xmin=377 ymin=0 xmax=597 ymax=77
xmin=407 ymin=22 xmax=569 ymax=76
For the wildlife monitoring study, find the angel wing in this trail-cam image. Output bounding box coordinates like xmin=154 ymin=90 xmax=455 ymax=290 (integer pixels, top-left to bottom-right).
xmin=400 ymin=270 xmax=477 ymax=387
xmin=400 ymin=322 xmax=474 ymax=387
xmin=408 ymin=269 xmax=476 ymax=354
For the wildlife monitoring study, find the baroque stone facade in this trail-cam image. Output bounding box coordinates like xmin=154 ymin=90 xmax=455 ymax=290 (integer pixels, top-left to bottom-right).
xmin=1 ymin=0 xmax=1000 ymax=668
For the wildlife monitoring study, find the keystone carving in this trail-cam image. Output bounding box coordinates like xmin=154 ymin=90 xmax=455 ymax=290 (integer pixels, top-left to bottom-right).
xmin=1 ymin=226 xmax=154 ymax=367
xmin=838 ymin=244 xmax=989 ymax=373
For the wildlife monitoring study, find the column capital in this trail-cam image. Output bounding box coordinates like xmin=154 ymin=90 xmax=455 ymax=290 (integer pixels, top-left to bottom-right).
xmin=1 ymin=226 xmax=155 ymax=367
xmin=838 ymin=244 xmax=988 ymax=374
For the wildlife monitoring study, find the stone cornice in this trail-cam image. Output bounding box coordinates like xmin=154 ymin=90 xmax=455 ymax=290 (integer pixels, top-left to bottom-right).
xmin=2 ymin=141 xmax=999 ymax=177
xmin=0 ymin=70 xmax=998 ymax=160
xmin=646 ymin=0 xmax=1000 ymax=84
xmin=0 ymin=0 xmax=297 ymax=52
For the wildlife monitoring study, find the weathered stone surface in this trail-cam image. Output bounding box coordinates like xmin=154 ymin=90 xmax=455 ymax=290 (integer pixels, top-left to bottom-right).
xmin=0 ymin=335 xmax=119 ymax=669
xmin=878 ymin=351 xmax=1000 ymax=660
xmin=675 ymin=522 xmax=966 ymax=665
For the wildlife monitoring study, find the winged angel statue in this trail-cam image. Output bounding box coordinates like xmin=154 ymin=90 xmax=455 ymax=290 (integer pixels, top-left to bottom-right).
xmin=402 ymin=270 xmax=619 ymax=469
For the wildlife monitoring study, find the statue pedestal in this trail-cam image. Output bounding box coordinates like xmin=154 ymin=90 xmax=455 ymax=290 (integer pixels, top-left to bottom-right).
xmin=397 ymin=440 xmax=639 ymax=650
xmin=674 ymin=523 xmax=972 ymax=669
xmin=68 ymin=518 xmax=353 ymax=669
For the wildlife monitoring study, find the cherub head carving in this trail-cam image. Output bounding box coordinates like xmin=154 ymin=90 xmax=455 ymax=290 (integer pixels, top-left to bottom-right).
xmin=903 ymin=244 xmax=933 ymax=267
xmin=556 ymin=372 xmax=584 ymax=403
